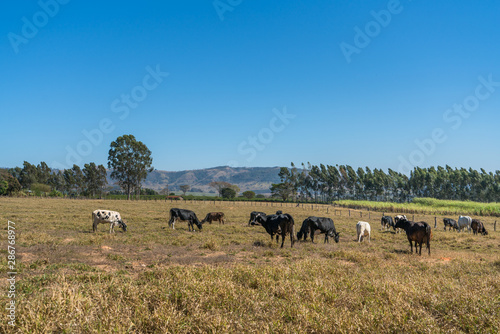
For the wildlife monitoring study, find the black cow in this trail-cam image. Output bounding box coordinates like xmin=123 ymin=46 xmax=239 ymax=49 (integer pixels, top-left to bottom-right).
xmin=443 ymin=218 xmax=458 ymax=231
xmin=471 ymin=219 xmax=488 ymax=235
xmin=381 ymin=216 xmax=394 ymax=231
xmin=394 ymin=218 xmax=432 ymax=256
xmin=297 ymin=216 xmax=340 ymax=244
xmin=248 ymin=211 xmax=267 ymax=225
xmin=254 ymin=213 xmax=295 ymax=248
xmin=168 ymin=208 xmax=203 ymax=231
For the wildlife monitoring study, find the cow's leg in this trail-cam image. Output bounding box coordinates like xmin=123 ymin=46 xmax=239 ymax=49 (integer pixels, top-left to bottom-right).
xmin=280 ymin=233 xmax=285 ymax=248
xmin=93 ymin=221 xmax=98 ymax=233
xmin=408 ymin=238 xmax=413 ymax=253
xmin=109 ymin=223 xmax=114 ymax=233
xmin=310 ymin=227 xmax=315 ymax=244
xmin=324 ymin=234 xmax=328 ymax=244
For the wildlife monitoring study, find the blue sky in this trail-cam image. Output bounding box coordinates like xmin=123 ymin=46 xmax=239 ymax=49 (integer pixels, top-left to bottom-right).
xmin=1 ymin=0 xmax=499 ymax=174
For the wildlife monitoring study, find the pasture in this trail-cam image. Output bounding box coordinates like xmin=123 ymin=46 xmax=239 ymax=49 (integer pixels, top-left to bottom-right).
xmin=1 ymin=197 xmax=499 ymax=333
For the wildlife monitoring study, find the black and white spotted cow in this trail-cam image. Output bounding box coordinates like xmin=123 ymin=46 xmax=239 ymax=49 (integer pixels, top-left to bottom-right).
xmin=92 ymin=210 xmax=127 ymax=233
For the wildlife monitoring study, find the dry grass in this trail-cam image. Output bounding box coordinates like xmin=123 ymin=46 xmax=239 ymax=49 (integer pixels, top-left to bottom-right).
xmin=0 ymin=197 xmax=499 ymax=333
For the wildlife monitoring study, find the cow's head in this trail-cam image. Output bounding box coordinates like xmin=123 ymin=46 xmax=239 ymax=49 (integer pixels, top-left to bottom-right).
xmin=333 ymin=232 xmax=340 ymax=243
xmin=297 ymin=230 xmax=308 ymax=241
xmin=195 ymin=220 xmax=203 ymax=230
xmin=253 ymin=213 xmax=266 ymax=226
xmin=119 ymin=220 xmax=127 ymax=232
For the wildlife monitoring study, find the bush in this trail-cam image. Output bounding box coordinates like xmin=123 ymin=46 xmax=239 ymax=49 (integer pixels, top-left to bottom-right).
xmin=221 ymin=187 xmax=236 ymax=199
xmin=48 ymin=190 xmax=63 ymax=197
xmin=242 ymin=191 xmax=255 ymax=199
xmin=31 ymin=183 xmax=51 ymax=195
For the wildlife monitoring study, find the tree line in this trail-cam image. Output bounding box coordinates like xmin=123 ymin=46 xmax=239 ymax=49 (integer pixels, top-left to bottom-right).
xmin=270 ymin=163 xmax=500 ymax=203
xmin=1 ymin=134 xmax=154 ymax=199
xmin=1 ymin=161 xmax=108 ymax=197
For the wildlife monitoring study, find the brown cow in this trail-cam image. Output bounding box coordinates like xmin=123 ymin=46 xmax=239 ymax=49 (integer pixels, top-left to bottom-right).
xmin=471 ymin=219 xmax=488 ymax=235
xmin=201 ymin=212 xmax=226 ymax=225
xmin=394 ymin=218 xmax=432 ymax=256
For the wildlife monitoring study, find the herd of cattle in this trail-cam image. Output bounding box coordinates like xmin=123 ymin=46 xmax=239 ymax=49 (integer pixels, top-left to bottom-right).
xmin=91 ymin=208 xmax=490 ymax=256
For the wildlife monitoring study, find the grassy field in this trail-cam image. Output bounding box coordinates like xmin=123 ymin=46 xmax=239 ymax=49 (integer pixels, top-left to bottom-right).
xmin=1 ymin=197 xmax=499 ymax=333
xmin=334 ymin=197 xmax=500 ymax=217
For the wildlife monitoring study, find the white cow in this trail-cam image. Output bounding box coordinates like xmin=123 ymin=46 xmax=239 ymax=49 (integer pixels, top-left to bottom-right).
xmin=92 ymin=210 xmax=127 ymax=233
xmin=457 ymin=216 xmax=472 ymax=233
xmin=356 ymin=221 xmax=371 ymax=243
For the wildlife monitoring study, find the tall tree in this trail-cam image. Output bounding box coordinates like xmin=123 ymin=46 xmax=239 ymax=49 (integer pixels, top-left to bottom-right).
xmin=108 ymin=135 xmax=153 ymax=200
xmin=209 ymin=181 xmax=232 ymax=197
xmin=19 ymin=161 xmax=37 ymax=189
xmin=72 ymin=165 xmax=84 ymax=195
xmin=83 ymin=163 xmax=108 ymax=198
xmin=179 ymin=184 xmax=190 ymax=196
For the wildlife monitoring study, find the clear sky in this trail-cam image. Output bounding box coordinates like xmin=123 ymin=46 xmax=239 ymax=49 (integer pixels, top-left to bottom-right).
xmin=1 ymin=0 xmax=499 ymax=174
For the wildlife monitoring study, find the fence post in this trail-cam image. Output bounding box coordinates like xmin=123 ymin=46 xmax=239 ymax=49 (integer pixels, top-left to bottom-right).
xmin=349 ymin=210 xmax=351 ymax=217
xmin=495 ymin=221 xmax=497 ymax=231
xmin=360 ymin=211 xmax=362 ymax=218
xmin=412 ymin=214 xmax=415 ymax=221
xmin=434 ymin=217 xmax=437 ymax=228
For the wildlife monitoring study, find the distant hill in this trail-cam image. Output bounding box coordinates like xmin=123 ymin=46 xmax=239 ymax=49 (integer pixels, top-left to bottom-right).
xmin=108 ymin=166 xmax=282 ymax=195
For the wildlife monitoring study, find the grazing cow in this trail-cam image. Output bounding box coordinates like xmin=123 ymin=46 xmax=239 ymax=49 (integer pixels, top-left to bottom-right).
xmin=381 ymin=216 xmax=394 ymax=231
xmin=457 ymin=216 xmax=472 ymax=232
xmin=201 ymin=212 xmax=226 ymax=225
xmin=92 ymin=210 xmax=127 ymax=233
xmin=393 ymin=215 xmax=407 ymax=234
xmin=297 ymin=216 xmax=340 ymax=244
xmin=394 ymin=218 xmax=432 ymax=255
xmin=471 ymin=219 xmax=488 ymax=235
xmin=443 ymin=218 xmax=458 ymax=231
xmin=356 ymin=221 xmax=371 ymax=242
xmin=248 ymin=211 xmax=267 ymax=225
xmin=254 ymin=213 xmax=295 ymax=248
xmin=168 ymin=208 xmax=203 ymax=231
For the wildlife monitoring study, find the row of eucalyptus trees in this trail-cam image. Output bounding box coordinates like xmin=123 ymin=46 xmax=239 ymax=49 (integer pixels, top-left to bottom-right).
xmin=271 ymin=163 xmax=500 ymax=203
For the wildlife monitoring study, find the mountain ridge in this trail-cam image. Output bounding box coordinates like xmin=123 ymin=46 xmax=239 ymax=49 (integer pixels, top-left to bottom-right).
xmin=133 ymin=166 xmax=282 ymax=194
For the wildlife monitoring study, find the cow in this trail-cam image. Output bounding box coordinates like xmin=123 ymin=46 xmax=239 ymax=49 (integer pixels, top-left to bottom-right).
xmin=168 ymin=208 xmax=203 ymax=231
xmin=92 ymin=210 xmax=127 ymax=233
xmin=394 ymin=218 xmax=432 ymax=256
xmin=201 ymin=212 xmax=225 ymax=225
xmin=393 ymin=215 xmax=407 ymax=234
xmin=457 ymin=216 xmax=472 ymax=232
xmin=248 ymin=211 xmax=267 ymax=225
xmin=443 ymin=218 xmax=458 ymax=231
xmin=356 ymin=221 xmax=371 ymax=242
xmin=471 ymin=219 xmax=488 ymax=235
xmin=381 ymin=216 xmax=394 ymax=231
xmin=254 ymin=213 xmax=295 ymax=248
xmin=296 ymin=216 xmax=340 ymax=244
